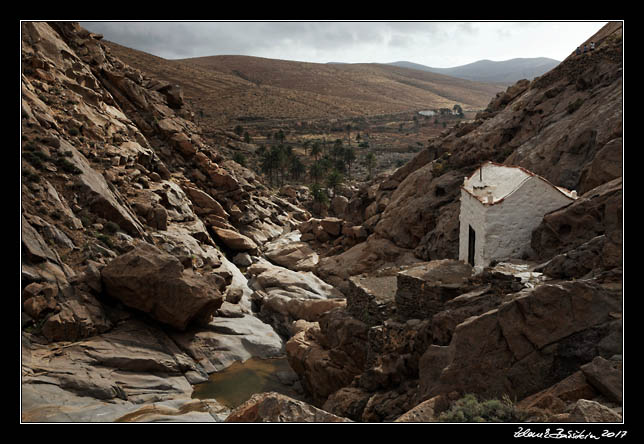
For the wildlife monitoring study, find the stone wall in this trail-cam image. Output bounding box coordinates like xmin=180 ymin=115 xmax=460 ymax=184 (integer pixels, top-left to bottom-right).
xmin=346 ymin=275 xmax=397 ymax=326
xmin=395 ymin=260 xmax=475 ymax=320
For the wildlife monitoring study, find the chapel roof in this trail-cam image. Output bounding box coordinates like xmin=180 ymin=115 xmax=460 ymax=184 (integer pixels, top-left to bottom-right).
xmin=461 ymin=161 xmax=577 ymax=205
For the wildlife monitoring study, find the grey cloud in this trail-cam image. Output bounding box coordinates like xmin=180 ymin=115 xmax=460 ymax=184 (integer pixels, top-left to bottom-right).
xmin=80 ymin=21 xmax=455 ymax=60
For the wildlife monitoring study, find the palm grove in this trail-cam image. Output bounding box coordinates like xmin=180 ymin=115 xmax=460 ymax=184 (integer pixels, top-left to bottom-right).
xmin=233 ymin=125 xmax=377 ymax=210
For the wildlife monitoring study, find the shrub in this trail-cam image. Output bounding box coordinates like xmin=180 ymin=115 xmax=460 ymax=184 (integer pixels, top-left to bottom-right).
xmin=54 ymin=157 xmax=82 ymax=175
xmin=23 ymin=151 xmax=45 ymax=170
xmin=232 ymin=152 xmax=247 ymax=167
xmin=309 ymin=183 xmax=328 ymax=207
xmin=104 ymin=221 xmax=120 ymax=235
xmin=22 ymin=169 xmax=41 ymax=183
xmin=438 ymin=394 xmax=527 ymax=423
xmin=96 ymin=234 xmax=114 ymax=249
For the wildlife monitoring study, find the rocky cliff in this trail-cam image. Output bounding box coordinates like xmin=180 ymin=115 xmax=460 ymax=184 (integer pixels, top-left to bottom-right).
xmin=287 ymin=22 xmax=623 ymax=423
xmin=20 ymin=21 xmax=335 ymax=422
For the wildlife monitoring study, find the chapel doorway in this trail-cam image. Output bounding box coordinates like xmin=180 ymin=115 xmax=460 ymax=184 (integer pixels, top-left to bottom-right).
xmin=468 ymin=225 xmax=476 ymax=266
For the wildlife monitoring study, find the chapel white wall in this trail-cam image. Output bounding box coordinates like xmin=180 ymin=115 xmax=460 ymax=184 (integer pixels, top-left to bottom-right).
xmin=458 ymin=188 xmax=487 ymax=266
xmin=481 ymin=176 xmax=573 ymax=264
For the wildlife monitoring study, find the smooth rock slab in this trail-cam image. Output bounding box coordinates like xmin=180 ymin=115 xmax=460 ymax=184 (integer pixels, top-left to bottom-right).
xmin=170 ymin=314 xmax=284 ymax=373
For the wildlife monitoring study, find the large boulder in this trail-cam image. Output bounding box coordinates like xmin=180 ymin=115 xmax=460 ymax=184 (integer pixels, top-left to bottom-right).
xmin=263 ymin=231 xmax=318 ymax=272
xmin=101 ymin=243 xmax=224 ymax=330
xmin=248 ymin=260 xmax=343 ymax=301
xmin=580 ymin=356 xmax=622 ymax=404
xmin=317 ymin=235 xmax=420 ymax=294
xmin=211 ymin=226 xmax=258 ymax=252
xmin=395 ymin=259 xmax=475 ymax=320
xmin=286 ymin=308 xmax=369 ymax=405
xmin=566 ymin=399 xmax=622 ymax=423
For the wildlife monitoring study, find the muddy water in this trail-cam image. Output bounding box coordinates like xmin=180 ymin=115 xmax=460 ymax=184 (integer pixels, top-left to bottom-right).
xmin=191 ymin=357 xmax=305 ymax=409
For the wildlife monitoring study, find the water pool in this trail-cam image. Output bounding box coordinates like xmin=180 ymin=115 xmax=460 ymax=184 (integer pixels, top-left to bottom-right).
xmin=191 ymin=357 xmax=305 ymax=409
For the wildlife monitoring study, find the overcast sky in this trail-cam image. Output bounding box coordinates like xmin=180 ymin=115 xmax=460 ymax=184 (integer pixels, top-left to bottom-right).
xmin=79 ymin=21 xmax=609 ymax=68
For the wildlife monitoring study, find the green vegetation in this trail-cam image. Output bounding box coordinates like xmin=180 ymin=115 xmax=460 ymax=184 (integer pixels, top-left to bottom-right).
xmin=22 ymin=150 xmax=49 ymax=170
xmin=309 ymin=183 xmax=328 ymax=208
xmin=438 ymin=394 xmax=527 ymax=423
xmin=325 ymin=168 xmax=344 ymax=196
xmin=96 ymin=233 xmax=114 ymax=249
xmin=54 ymin=156 xmax=82 ymax=175
xmin=309 ymin=161 xmax=325 ymax=185
xmin=310 ymin=142 xmax=322 ymax=161
xmin=232 ymin=152 xmax=247 ymax=167
xmin=365 ymin=152 xmax=376 ymax=179
xmin=104 ymin=221 xmax=120 ymax=235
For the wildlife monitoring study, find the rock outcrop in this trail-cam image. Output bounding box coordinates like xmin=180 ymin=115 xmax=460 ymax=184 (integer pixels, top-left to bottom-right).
xmin=418 ymin=279 xmax=621 ymax=401
xmin=225 ymin=392 xmax=351 ymax=422
xmin=101 ymin=243 xmax=225 ymax=330
xmin=20 ymin=21 xmax=330 ymax=422
xmin=328 ymin=22 xmax=622 ymax=275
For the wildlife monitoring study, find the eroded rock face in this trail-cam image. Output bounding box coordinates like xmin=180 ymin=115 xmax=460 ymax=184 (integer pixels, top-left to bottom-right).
xmin=333 ymin=24 xmax=622 ymax=269
xmin=418 ymin=279 xmax=622 ymax=401
xmin=225 ymin=392 xmax=351 ymax=423
xmin=531 ymin=177 xmax=622 ymax=263
xmin=286 ymin=309 xmax=369 ymax=405
xmin=101 ymin=243 xmax=224 ymax=330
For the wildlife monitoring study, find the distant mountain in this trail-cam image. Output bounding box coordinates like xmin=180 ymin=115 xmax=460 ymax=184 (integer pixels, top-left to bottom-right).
xmin=103 ymin=43 xmax=505 ymax=128
xmin=389 ymin=58 xmax=561 ymax=85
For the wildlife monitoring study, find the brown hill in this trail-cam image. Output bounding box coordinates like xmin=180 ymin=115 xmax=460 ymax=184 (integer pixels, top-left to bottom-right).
xmin=103 ymin=42 xmax=503 ymax=128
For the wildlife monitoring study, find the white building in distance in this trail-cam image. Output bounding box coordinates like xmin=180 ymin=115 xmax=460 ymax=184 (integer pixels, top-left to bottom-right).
xmin=459 ymin=161 xmax=578 ymax=269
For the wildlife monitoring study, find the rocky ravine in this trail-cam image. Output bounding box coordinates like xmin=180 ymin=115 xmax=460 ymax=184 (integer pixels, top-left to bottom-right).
xmin=21 ymin=21 xmax=622 ymax=423
xmin=282 ymin=22 xmax=623 ymax=423
xmin=20 ymin=22 xmax=345 ymax=422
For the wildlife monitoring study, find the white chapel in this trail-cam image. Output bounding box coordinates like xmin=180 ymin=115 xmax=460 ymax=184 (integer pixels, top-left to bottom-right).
xmin=459 ymin=161 xmax=578 ymax=269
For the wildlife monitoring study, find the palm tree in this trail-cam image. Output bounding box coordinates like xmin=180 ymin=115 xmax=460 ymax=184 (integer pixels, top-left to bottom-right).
xmin=332 ymin=139 xmax=344 ymax=163
xmin=276 ymin=129 xmax=286 ymax=144
xmin=344 ymin=146 xmax=356 ymax=177
xmin=274 ymin=145 xmax=289 ymax=186
xmin=365 ymin=152 xmax=376 ymax=179
xmin=309 ymin=161 xmax=324 ymax=185
xmin=310 ymin=142 xmax=322 ymax=161
xmin=309 ymin=182 xmax=328 ymax=209
xmin=260 ymin=150 xmax=275 ymax=185
xmin=290 ymin=155 xmax=305 ymax=181
xmin=326 ymin=169 xmax=343 ymax=197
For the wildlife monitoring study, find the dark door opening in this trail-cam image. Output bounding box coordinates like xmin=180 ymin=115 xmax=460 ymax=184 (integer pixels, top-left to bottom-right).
xmin=468 ymin=225 xmax=476 ymax=266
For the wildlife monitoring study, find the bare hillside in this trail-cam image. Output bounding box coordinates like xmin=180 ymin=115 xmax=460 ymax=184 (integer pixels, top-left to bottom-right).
xmin=104 ymin=42 xmax=504 ymax=128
